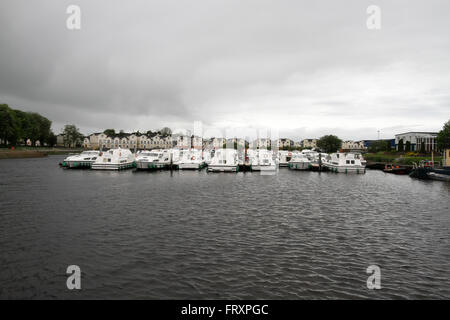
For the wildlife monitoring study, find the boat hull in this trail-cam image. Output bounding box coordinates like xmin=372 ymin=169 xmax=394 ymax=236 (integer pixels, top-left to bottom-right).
xmin=288 ymin=162 xmax=310 ymax=170
xmin=383 ymin=168 xmax=409 ymax=175
xmin=178 ymin=162 xmax=204 ymax=170
xmin=136 ymin=161 xmax=169 ymax=170
xmin=411 ymin=167 xmax=450 ymax=180
xmin=427 ymin=172 xmax=450 ymax=181
xmin=208 ymin=165 xmax=238 ymax=172
xmin=91 ymin=162 xmax=135 ymax=170
xmin=324 ymin=164 xmax=365 ymax=174
xmin=65 ymin=160 xmax=94 ymax=168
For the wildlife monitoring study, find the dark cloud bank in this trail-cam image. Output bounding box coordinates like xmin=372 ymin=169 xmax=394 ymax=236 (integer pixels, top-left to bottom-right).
xmin=1 ymin=0 xmax=449 ymax=140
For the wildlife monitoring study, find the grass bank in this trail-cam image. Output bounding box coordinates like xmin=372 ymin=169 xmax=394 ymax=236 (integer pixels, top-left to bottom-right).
xmin=364 ymin=151 xmax=443 ymax=165
xmin=0 ymin=147 xmax=83 ymax=159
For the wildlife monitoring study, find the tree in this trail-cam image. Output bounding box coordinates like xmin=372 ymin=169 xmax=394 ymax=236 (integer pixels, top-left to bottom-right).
xmin=385 ymin=140 xmax=392 ymax=151
xmin=104 ymin=129 xmax=115 ymax=136
xmin=62 ymin=124 xmax=83 ymax=148
xmin=398 ymin=139 xmax=404 ymax=152
xmin=437 ymin=119 xmax=450 ymax=150
xmin=405 ymin=141 xmax=411 ymax=152
xmin=1 ymin=104 xmax=54 ymax=146
xmin=368 ymin=140 xmax=388 ymax=153
xmin=48 ymin=131 xmax=57 ymax=147
xmin=160 ymin=127 xmax=172 ymax=136
xmin=118 ymin=130 xmax=126 ymax=138
xmin=317 ymin=135 xmax=342 ymax=153
xmin=419 ymin=141 xmax=426 ymax=154
xmin=0 ymin=104 xmax=19 ymax=145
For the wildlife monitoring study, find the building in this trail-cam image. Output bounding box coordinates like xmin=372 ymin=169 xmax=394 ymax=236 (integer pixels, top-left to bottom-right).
xmin=444 ymin=149 xmax=450 ymax=167
xmin=363 ymin=139 xmax=395 ymax=150
xmin=249 ymin=138 xmax=271 ymax=149
xmin=88 ymin=132 xmax=171 ymax=150
xmin=277 ymin=138 xmax=294 ymax=149
xmin=301 ymin=139 xmax=317 ymax=149
xmin=191 ymin=136 xmax=203 ymax=149
xmin=210 ymin=137 xmax=226 ymax=149
xmin=395 ymin=132 xmax=438 ymax=152
xmin=225 ymin=138 xmax=246 ymax=149
xmin=342 ymin=140 xmax=366 ymax=151
xmin=56 ymin=134 xmax=65 ymax=147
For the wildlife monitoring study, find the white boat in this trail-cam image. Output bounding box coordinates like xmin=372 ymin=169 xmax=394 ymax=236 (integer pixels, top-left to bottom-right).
xmin=177 ymin=149 xmax=205 ymax=170
xmin=203 ymin=150 xmax=213 ymax=165
xmin=288 ymin=153 xmax=311 ymax=170
xmin=278 ymin=151 xmax=293 ymax=167
xmin=427 ymin=171 xmax=450 ymax=181
xmin=91 ymin=148 xmax=135 ymax=170
xmin=323 ymin=152 xmax=366 ymax=174
xmin=135 ymin=149 xmax=172 ymax=170
xmin=246 ymin=149 xmax=259 ymax=169
xmin=62 ymin=150 xmax=100 ymax=168
xmin=310 ymin=152 xmax=328 ymax=170
xmin=252 ymin=149 xmax=277 ymax=172
xmin=301 ymin=149 xmax=318 ymax=161
xmin=208 ymin=149 xmax=239 ymax=172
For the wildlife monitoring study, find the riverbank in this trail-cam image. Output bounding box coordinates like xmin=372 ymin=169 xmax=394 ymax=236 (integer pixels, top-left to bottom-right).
xmin=0 ymin=147 xmax=84 ymax=159
xmin=364 ymin=151 xmax=442 ymax=166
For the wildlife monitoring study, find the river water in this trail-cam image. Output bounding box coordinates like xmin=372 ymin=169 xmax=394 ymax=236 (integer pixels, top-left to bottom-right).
xmin=0 ymin=155 xmax=449 ymax=299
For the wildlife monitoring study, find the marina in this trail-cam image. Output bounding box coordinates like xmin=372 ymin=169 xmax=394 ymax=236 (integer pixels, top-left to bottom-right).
xmin=1 ymin=155 xmax=449 ymax=299
xmin=59 ymin=147 xmax=450 ymax=183
xmin=1 ymin=0 xmax=450 ymax=303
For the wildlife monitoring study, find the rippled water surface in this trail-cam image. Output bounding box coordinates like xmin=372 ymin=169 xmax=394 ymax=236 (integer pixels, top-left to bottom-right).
xmin=1 ymin=155 xmax=450 ymax=299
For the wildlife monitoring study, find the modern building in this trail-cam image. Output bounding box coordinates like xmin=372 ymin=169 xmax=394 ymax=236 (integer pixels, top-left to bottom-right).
xmin=394 ymin=132 xmax=438 ymax=152
xmin=363 ymin=139 xmax=395 ymax=150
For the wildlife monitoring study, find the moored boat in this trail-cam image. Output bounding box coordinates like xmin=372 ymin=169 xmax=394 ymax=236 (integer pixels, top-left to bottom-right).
xmin=252 ymin=149 xmax=277 ymax=172
xmin=278 ymin=151 xmax=293 ymax=167
xmin=383 ymin=164 xmax=409 ymax=175
xmin=410 ymin=160 xmax=450 ymax=181
xmin=62 ymin=150 xmax=100 ymax=168
xmin=208 ymin=149 xmax=239 ymax=172
xmin=178 ymin=149 xmax=205 ymax=170
xmin=288 ymin=153 xmax=311 ymax=170
xmin=323 ymin=152 xmax=366 ymax=174
xmin=135 ymin=149 xmax=172 ymax=170
xmin=91 ymin=148 xmax=135 ymax=170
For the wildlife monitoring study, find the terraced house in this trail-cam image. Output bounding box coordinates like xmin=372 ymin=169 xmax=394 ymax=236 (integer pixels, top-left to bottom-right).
xmin=83 ymin=132 xmax=172 ymax=150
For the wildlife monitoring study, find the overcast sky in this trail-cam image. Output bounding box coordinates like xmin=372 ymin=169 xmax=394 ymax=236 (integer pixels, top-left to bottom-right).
xmin=1 ymin=0 xmax=449 ymax=140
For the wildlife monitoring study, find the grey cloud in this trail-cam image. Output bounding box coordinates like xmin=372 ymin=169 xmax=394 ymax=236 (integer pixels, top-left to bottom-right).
xmin=0 ymin=0 xmax=449 ymax=138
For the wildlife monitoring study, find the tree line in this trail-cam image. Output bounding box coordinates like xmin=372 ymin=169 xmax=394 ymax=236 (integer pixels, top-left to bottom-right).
xmin=0 ymin=104 xmax=55 ymax=146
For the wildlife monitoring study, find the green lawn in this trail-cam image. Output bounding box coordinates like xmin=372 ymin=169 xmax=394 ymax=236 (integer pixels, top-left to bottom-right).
xmin=364 ymin=152 xmax=443 ymax=165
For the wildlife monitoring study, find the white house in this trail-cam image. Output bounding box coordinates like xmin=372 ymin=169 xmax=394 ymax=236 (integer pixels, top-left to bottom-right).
xmin=395 ymin=132 xmax=438 ymax=152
